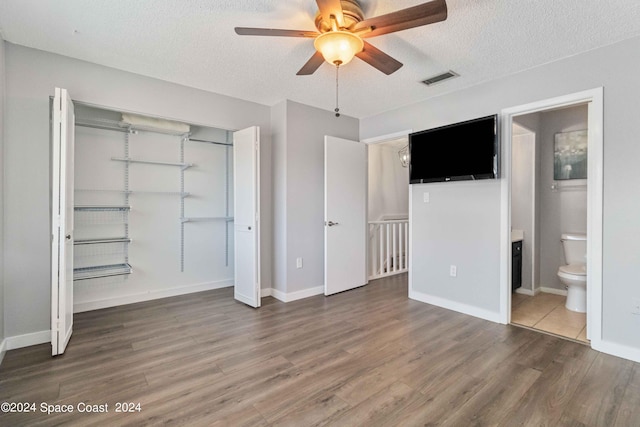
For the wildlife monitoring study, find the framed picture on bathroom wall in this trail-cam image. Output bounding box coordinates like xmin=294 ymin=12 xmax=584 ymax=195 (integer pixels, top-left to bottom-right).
xmin=554 ymin=130 xmax=588 ymax=180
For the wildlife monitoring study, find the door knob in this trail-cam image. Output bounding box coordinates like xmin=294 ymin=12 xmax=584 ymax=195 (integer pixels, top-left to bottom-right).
xmin=65 ymin=234 xmax=71 ymax=240
xmin=326 ymin=221 xmax=339 ymax=227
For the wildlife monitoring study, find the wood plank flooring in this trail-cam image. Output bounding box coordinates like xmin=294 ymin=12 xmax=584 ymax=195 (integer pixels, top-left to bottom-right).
xmin=1 ymin=274 xmax=638 ymax=426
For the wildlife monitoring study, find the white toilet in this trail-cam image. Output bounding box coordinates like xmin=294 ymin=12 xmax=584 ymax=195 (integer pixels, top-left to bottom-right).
xmin=557 ymin=233 xmax=587 ymax=313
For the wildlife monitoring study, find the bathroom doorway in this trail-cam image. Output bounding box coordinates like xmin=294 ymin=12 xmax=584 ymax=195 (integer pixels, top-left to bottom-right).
xmin=500 ymin=89 xmax=604 ymax=350
xmin=509 ymin=106 xmax=589 ymax=343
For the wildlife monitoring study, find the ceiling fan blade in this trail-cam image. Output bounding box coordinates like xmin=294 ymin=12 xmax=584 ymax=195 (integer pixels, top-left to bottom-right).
xmin=356 ymin=41 xmax=403 ymax=75
xmin=354 ymin=0 xmax=447 ymax=38
xmin=316 ymin=0 xmax=345 ymax=28
xmin=235 ymin=27 xmax=319 ymax=38
xmin=297 ymin=51 xmax=326 ymax=75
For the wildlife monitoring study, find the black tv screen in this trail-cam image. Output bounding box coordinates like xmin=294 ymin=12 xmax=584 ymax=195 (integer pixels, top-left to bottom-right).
xmin=409 ymin=115 xmax=499 ymax=183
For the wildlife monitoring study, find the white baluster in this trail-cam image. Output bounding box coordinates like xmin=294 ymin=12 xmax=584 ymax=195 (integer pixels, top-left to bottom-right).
xmin=392 ymin=223 xmax=397 ymax=272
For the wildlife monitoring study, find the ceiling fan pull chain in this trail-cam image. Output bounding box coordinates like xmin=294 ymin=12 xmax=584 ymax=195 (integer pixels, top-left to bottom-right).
xmin=335 ymin=63 xmax=341 ymax=118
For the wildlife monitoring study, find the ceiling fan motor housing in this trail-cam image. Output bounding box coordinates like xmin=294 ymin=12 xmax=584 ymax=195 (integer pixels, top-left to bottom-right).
xmin=315 ymin=0 xmax=364 ymax=32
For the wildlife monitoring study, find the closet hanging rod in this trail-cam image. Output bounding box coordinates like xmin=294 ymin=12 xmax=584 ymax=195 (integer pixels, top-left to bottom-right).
xmin=187 ymin=138 xmax=233 ymax=146
xmin=76 ymin=122 xmax=130 ymax=133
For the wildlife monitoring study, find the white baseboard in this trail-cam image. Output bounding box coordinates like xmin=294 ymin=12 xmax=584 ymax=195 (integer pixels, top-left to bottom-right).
xmin=260 ymin=287 xmax=272 ymax=297
xmin=74 ymin=279 xmax=234 ymax=313
xmin=409 ymin=289 xmax=501 ymax=323
xmin=268 ymin=286 xmax=324 ymax=303
xmin=515 ymin=287 xmax=537 ymax=296
xmin=0 ymin=338 xmax=6 ymax=365
xmin=5 ymin=330 xmax=50 ymax=350
xmin=540 ymin=286 xmax=567 ymax=296
xmin=594 ymin=339 xmax=640 ymax=364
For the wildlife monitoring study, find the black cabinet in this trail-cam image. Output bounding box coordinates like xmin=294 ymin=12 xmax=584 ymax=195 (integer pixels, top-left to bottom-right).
xmin=512 ymin=240 xmax=522 ymax=292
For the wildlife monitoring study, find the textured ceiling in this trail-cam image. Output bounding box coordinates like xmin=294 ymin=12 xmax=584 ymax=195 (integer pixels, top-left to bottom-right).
xmin=2 ymin=0 xmax=640 ymax=118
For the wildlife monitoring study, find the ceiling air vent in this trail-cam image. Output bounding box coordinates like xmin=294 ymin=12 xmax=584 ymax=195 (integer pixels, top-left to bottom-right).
xmin=421 ymin=70 xmax=459 ymax=86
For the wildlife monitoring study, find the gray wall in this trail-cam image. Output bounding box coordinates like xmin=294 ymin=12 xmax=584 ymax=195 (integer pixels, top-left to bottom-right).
xmin=0 ymin=38 xmax=6 ymax=349
xmin=538 ymin=105 xmax=588 ymax=290
xmin=272 ymin=100 xmax=359 ymax=295
xmin=360 ymin=35 xmax=640 ymax=351
xmin=270 ymin=101 xmax=287 ymax=293
xmin=3 ymin=43 xmax=272 ymax=338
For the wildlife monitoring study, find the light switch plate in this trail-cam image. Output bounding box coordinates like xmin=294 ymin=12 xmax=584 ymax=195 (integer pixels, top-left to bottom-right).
xmin=424 ymin=192 xmax=430 ymax=203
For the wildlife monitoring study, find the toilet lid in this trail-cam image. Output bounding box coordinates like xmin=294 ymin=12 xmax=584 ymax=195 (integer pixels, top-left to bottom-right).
xmin=559 ymin=263 xmax=586 ymax=276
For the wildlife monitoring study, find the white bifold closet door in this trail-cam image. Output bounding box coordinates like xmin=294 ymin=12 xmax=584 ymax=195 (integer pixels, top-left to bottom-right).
xmin=324 ymin=136 xmax=367 ymax=295
xmin=233 ymin=126 xmax=261 ymax=308
xmin=51 ymin=87 xmax=75 ymax=356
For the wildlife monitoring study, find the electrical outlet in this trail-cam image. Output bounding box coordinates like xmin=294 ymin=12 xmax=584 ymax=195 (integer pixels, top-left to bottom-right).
xmin=423 ymin=192 xmax=430 ymax=203
xmin=632 ymin=297 xmax=640 ymax=315
xmin=296 ymin=257 xmax=303 ymax=269
xmin=450 ymin=265 xmax=457 ymax=277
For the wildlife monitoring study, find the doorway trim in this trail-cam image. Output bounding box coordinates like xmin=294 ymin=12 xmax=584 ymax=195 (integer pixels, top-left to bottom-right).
xmin=361 ymin=129 xmax=413 ymax=146
xmin=499 ymin=88 xmax=603 ymax=350
xmin=361 ymin=130 xmax=412 ymax=286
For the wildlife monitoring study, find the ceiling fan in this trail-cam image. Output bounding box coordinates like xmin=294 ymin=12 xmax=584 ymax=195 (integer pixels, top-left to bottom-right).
xmin=235 ymin=0 xmax=448 ymax=76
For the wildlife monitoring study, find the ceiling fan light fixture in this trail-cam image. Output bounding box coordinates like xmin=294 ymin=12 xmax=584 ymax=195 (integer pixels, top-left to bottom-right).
xmin=314 ymin=31 xmax=364 ymax=66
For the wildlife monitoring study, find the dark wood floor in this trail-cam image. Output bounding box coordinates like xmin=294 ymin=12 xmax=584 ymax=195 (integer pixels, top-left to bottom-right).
xmin=1 ymin=274 xmax=639 ymax=426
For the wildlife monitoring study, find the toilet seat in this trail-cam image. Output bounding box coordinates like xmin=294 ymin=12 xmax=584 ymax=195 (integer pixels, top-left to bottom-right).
xmin=558 ymin=263 xmax=586 ymax=278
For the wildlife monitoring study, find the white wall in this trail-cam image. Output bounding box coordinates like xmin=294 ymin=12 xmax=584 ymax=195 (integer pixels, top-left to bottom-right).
xmin=511 ymin=127 xmax=536 ymax=291
xmin=513 ymin=114 xmax=542 ymax=291
xmin=361 ymin=35 xmax=640 ymax=353
xmin=368 ymin=143 xmax=409 ymax=221
xmin=3 ymin=43 xmax=272 ymax=340
xmin=0 ymin=37 xmax=6 ymax=359
xmin=272 ymin=100 xmax=358 ymax=297
xmin=538 ymin=105 xmax=588 ymax=290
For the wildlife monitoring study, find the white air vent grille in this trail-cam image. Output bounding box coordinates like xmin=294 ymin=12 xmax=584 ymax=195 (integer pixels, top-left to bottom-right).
xmin=422 ymin=70 xmax=459 ymax=86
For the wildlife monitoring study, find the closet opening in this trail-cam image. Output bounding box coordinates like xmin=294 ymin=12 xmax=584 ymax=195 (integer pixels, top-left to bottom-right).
xmin=70 ymin=103 xmax=237 ymax=313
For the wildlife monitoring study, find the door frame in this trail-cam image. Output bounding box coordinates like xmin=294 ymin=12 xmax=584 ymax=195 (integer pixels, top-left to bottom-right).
xmin=362 ymin=130 xmax=412 ymax=286
xmin=499 ymin=88 xmax=603 ymax=350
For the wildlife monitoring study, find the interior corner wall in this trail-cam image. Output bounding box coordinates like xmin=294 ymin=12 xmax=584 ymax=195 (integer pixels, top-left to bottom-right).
xmin=270 ymin=100 xmax=287 ymax=294
xmin=0 ymin=37 xmax=6 ymax=354
xmin=513 ymin=113 xmax=542 ymax=290
xmin=360 ymin=35 xmax=640 ymax=353
xmin=3 ymin=43 xmax=272 ymax=339
xmin=511 ymin=130 xmax=535 ymax=292
xmin=271 ymin=100 xmax=358 ymax=297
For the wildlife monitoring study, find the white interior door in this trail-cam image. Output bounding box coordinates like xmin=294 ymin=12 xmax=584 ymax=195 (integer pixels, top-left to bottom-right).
xmin=325 ymin=136 xmax=367 ymax=295
xmin=233 ymin=126 xmax=261 ymax=307
xmin=51 ymin=88 xmax=75 ymax=355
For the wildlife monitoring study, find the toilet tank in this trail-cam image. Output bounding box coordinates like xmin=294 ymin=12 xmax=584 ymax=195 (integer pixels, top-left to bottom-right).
xmin=561 ymin=233 xmax=587 ymax=264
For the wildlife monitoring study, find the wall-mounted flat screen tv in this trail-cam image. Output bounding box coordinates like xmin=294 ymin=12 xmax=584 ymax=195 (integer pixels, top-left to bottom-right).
xmin=409 ymin=114 xmax=499 ymax=184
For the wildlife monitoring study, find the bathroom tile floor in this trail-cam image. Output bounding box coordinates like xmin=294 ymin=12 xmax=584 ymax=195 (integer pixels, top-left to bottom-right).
xmin=511 ymin=292 xmax=588 ymax=343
